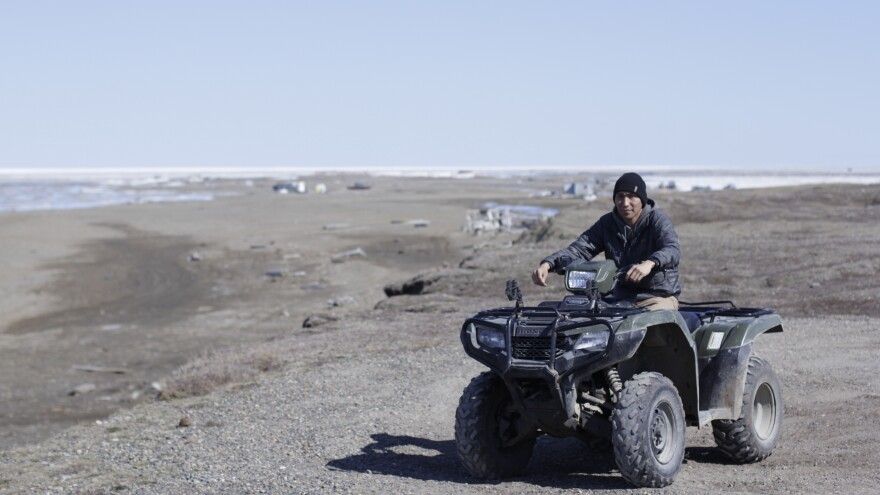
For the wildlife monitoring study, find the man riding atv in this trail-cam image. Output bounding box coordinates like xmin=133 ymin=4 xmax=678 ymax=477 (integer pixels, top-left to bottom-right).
xmin=456 ymin=173 xmax=782 ymax=488
xmin=532 ymin=172 xmax=681 ymax=311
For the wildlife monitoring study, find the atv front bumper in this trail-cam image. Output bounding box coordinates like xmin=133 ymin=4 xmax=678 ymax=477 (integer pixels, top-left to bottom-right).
xmin=461 ymin=306 xmax=647 ymax=436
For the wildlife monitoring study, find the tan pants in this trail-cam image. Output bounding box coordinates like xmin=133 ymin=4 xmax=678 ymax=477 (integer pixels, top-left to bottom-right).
xmin=636 ymin=296 xmax=680 ymax=311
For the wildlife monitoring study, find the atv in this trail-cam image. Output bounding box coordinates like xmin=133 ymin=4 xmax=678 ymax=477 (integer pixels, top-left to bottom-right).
xmin=454 ymin=260 xmax=783 ymax=488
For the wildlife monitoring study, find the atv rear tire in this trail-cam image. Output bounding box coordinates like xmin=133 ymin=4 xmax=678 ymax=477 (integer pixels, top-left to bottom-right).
xmin=712 ymin=355 xmax=783 ymax=463
xmin=454 ymin=372 xmax=536 ymax=479
xmin=612 ymin=372 xmax=685 ymax=488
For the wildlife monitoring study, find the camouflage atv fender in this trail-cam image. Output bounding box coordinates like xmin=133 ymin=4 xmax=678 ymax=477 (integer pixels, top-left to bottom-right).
xmin=693 ymin=313 xmax=783 ymax=424
xmin=605 ymin=310 xmax=702 ymax=425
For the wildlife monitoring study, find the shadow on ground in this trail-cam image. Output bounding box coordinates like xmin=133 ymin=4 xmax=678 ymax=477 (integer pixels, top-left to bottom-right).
xmin=327 ymin=432 xmax=629 ymax=490
xmin=684 ymin=446 xmax=737 ymax=465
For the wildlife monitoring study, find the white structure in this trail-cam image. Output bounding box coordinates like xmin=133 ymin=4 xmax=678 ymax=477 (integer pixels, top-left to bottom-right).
xmin=564 ymin=181 xmax=597 ymax=201
xmin=464 ymin=203 xmax=557 ymax=236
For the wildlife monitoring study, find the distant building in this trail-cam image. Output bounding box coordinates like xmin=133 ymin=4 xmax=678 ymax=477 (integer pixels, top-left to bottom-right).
xmin=564 ymin=181 xmax=597 ymax=201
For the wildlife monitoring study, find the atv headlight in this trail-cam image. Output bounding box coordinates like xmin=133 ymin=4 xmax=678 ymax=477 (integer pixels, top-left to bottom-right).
xmin=573 ymin=329 xmax=610 ymax=351
xmin=474 ymin=325 xmax=506 ymax=350
xmin=567 ymin=270 xmax=598 ymax=290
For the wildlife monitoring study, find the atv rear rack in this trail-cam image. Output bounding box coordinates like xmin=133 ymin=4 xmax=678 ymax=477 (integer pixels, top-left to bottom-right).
xmin=679 ymin=302 xmax=777 ymax=324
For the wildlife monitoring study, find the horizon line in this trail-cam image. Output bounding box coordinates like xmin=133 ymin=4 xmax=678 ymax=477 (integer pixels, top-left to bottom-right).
xmin=1 ymin=164 xmax=877 ymax=177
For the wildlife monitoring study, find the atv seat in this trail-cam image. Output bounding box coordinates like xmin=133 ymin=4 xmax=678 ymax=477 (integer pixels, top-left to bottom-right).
xmin=679 ymin=311 xmax=703 ymax=333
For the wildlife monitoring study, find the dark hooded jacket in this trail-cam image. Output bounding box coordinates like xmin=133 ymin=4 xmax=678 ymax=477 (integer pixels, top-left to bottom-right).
xmin=541 ymin=200 xmax=681 ymax=299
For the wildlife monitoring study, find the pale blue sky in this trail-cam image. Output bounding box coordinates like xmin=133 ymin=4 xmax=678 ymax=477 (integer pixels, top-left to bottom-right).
xmin=0 ymin=1 xmax=877 ymax=170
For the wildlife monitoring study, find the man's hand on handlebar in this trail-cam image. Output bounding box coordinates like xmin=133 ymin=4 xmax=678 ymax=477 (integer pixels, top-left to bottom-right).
xmin=625 ymin=260 xmax=656 ymax=283
xmin=532 ymin=262 xmax=551 ymax=287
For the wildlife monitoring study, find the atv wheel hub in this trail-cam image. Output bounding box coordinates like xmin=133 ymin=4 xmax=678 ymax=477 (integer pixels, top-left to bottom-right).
xmin=651 ymin=401 xmax=679 ymax=464
xmin=753 ymin=382 xmax=777 ymax=440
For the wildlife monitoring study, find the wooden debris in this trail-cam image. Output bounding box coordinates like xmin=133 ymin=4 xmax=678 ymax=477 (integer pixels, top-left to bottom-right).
xmin=72 ymin=365 xmax=129 ymax=374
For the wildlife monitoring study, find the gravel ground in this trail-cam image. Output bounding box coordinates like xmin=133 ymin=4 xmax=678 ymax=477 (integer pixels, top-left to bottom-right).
xmin=2 ymin=312 xmax=879 ymax=494
xmin=3 ymin=182 xmax=880 ymax=494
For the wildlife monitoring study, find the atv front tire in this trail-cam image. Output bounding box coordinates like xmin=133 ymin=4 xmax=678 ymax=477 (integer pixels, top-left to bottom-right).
xmin=712 ymin=355 xmax=783 ymax=462
xmin=454 ymin=372 xmax=536 ymax=479
xmin=612 ymin=372 xmax=685 ymax=488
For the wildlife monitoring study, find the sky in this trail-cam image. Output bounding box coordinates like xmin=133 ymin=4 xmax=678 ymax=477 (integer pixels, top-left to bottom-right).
xmin=0 ymin=1 xmax=878 ymax=171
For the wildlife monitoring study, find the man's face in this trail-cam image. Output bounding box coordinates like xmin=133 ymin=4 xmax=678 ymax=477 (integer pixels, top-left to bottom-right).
xmin=614 ymin=192 xmax=643 ymax=225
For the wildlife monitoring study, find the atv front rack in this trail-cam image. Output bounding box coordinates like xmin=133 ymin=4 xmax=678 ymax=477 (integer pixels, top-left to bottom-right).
xmin=462 ymin=306 xmax=637 ymax=432
xmin=471 ymin=306 xmax=628 ymax=373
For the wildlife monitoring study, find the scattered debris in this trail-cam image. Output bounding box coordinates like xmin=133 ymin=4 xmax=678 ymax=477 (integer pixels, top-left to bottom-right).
xmin=406 ymin=219 xmax=430 ymax=228
xmin=331 ymin=247 xmax=366 ymax=262
xmin=810 ymin=281 xmax=822 ymax=289
xmin=188 ymin=251 xmax=202 ymax=262
xmin=374 ymin=292 xmax=462 ymax=313
xmin=327 ymin=296 xmax=356 ymax=307
xmin=384 ymin=272 xmax=444 ymax=296
xmin=69 ymin=383 xmax=97 ymax=396
xmin=303 ymin=313 xmax=339 ymax=328
xmin=72 ymin=365 xmax=129 ymax=374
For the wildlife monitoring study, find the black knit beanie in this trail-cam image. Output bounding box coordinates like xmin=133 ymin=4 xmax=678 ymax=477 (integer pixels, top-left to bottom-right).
xmin=613 ymin=172 xmax=648 ymax=206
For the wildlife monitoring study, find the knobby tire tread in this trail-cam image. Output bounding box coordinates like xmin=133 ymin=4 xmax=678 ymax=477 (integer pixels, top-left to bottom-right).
xmin=611 ymin=372 xmax=684 ymax=488
xmin=454 ymin=372 xmax=534 ymax=479
xmin=712 ymin=355 xmax=782 ymax=463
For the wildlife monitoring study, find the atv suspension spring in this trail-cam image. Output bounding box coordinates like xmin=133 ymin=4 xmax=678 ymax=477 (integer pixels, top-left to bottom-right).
xmin=605 ymin=367 xmax=623 ymax=396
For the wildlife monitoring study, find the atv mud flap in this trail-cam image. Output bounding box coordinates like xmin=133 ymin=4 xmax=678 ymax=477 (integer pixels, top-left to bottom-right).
xmin=697 ymin=342 xmax=752 ymax=424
